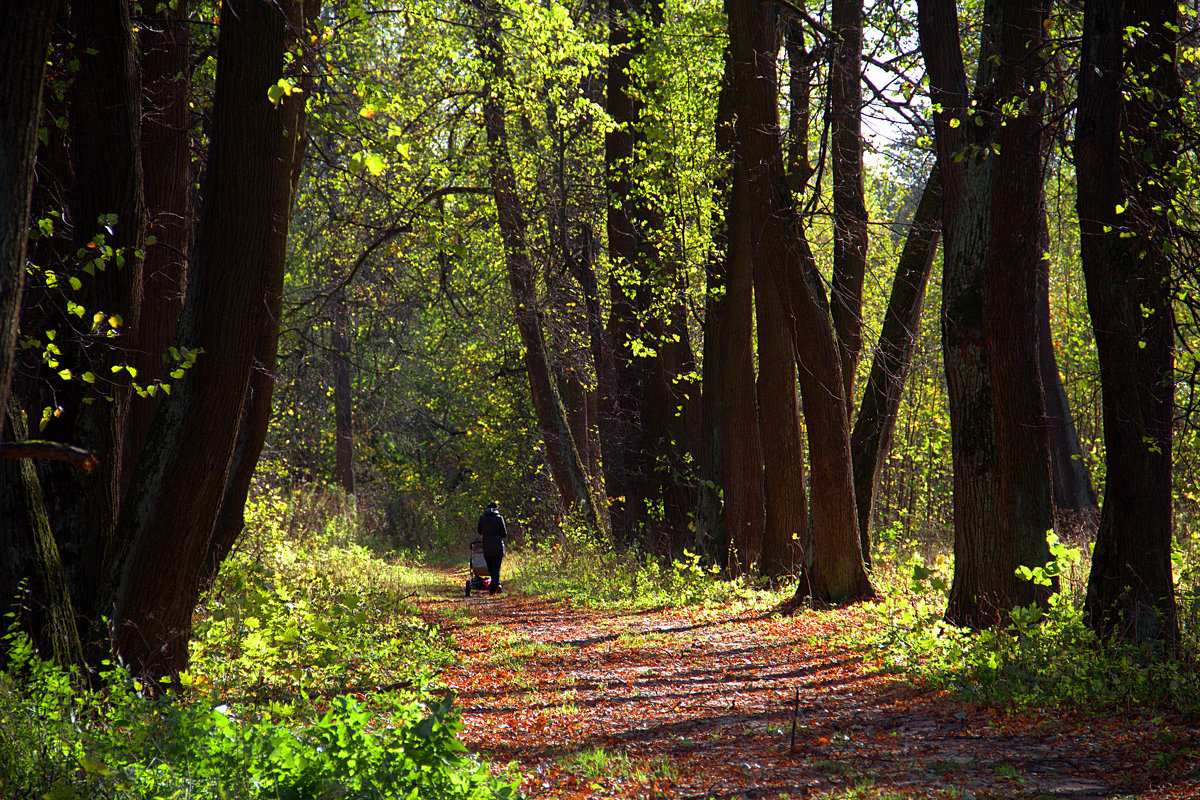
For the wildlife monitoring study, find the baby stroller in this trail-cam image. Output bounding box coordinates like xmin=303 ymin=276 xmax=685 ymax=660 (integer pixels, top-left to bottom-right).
xmin=464 ymin=539 xmax=492 ymax=596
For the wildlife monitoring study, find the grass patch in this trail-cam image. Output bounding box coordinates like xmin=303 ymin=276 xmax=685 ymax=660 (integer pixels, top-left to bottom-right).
xmin=559 ymin=745 xmax=677 ymax=783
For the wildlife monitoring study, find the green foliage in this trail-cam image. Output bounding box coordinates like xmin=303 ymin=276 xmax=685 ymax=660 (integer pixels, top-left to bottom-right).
xmin=857 ymin=534 xmax=1200 ymax=716
xmin=513 ymin=516 xmax=776 ymax=609
xmin=0 ymin=634 xmax=518 ymax=799
xmin=191 ymin=486 xmax=454 ymax=703
xmin=0 ymin=484 xmax=521 ymax=799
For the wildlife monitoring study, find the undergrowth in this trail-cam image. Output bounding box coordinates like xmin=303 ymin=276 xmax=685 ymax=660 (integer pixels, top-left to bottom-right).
xmin=0 ymin=484 xmax=520 ymax=799
xmin=511 ymin=517 xmax=784 ymax=610
xmin=855 ymin=531 xmax=1200 ymax=717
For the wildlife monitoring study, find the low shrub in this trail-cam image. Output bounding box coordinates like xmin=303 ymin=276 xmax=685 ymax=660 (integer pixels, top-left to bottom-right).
xmin=0 ymin=629 xmax=518 ymax=799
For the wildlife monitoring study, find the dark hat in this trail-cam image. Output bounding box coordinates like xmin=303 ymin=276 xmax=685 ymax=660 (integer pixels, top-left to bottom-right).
xmin=487 ymin=500 xmax=499 ymax=511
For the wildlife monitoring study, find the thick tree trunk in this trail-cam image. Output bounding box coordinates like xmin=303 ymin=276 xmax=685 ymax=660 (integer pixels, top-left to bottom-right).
xmin=979 ymin=0 xmax=1055 ymax=605
xmin=919 ymin=0 xmax=1053 ymax=627
xmin=36 ymin=0 xmax=147 ymax=649
xmin=1075 ymin=0 xmax=1178 ymax=646
xmin=850 ymin=165 xmax=941 ymax=562
xmin=829 ymin=0 xmax=869 ymax=408
xmin=719 ymin=160 xmax=765 ymax=575
xmin=124 ymin=0 xmax=191 ymax=485
xmin=107 ymin=0 xmax=307 ymax=678
xmin=755 ymin=262 xmax=806 ymax=579
xmin=728 ymin=0 xmax=873 ymax=603
xmin=694 ymin=58 xmax=735 ymax=559
xmin=0 ymin=2 xmax=60 ymax=439
xmin=477 ymin=0 xmax=604 ymax=534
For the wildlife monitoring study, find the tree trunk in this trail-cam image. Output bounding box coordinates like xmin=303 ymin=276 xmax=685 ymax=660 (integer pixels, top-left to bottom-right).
xmin=829 ymin=0 xmax=870 ymax=408
xmin=476 ymin=0 xmax=604 ymax=534
xmin=728 ymin=0 xmax=873 ymax=603
xmin=719 ymin=159 xmax=765 ymax=576
xmin=755 ymin=261 xmax=806 ymax=579
xmin=784 ymin=17 xmax=814 ymax=192
xmin=124 ymin=0 xmax=191 ymax=486
xmin=604 ymin=0 xmax=645 ymax=543
xmin=694 ymin=56 xmax=735 ymax=559
xmin=332 ymin=290 xmax=355 ymax=495
xmin=979 ymin=0 xmax=1055 ymax=606
xmin=916 ymin=0 xmax=1051 ymax=623
xmin=1 ymin=398 xmax=83 ymax=671
xmin=107 ymin=0 xmax=308 ymax=678
xmin=35 ymin=0 xmax=147 ymax=649
xmin=850 ymin=164 xmax=941 ymax=563
xmin=0 ymin=2 xmax=61 ymax=439
xmin=1075 ymin=0 xmax=1178 ymax=646
xmin=1036 ymin=213 xmax=1098 ymax=538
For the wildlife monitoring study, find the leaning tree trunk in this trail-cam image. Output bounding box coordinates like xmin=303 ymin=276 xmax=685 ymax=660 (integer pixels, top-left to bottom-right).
xmin=1076 ymin=0 xmax=1178 ymax=647
xmin=0 ymin=2 xmax=61 ymax=439
xmin=476 ymin=0 xmax=604 ymax=534
xmin=850 ymin=164 xmax=942 ymax=562
xmin=729 ymin=0 xmax=873 ymax=604
xmin=106 ymin=0 xmax=309 ymax=679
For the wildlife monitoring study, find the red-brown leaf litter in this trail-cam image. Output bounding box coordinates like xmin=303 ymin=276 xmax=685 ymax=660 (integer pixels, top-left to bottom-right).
xmin=419 ymin=580 xmax=1200 ymax=799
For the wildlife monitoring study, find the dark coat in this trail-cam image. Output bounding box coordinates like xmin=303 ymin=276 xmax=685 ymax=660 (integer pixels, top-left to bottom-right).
xmin=477 ymin=508 xmax=507 ymax=556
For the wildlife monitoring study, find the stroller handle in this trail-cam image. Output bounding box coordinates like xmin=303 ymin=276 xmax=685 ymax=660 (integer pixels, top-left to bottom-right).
xmin=469 ymin=539 xmax=483 ymax=551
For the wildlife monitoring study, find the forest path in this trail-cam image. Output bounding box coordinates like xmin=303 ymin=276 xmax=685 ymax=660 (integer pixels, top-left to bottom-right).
xmin=416 ymin=574 xmax=1196 ymax=799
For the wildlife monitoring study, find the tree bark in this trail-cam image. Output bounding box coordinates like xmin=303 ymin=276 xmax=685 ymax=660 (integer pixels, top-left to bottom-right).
xmin=979 ymin=0 xmax=1055 ymax=608
xmin=124 ymin=0 xmax=191 ymax=486
xmin=604 ymin=0 xmax=645 ymax=543
xmin=34 ymin=0 xmax=147 ymax=648
xmin=333 ymin=289 xmax=355 ymax=495
xmin=829 ymin=0 xmax=870 ymax=408
xmin=0 ymin=2 xmax=61 ymax=439
xmin=719 ymin=159 xmax=765 ymax=575
xmin=920 ymin=0 xmax=1056 ymax=627
xmin=755 ymin=260 xmax=806 ymax=579
xmin=1 ymin=398 xmax=83 ymax=670
xmin=850 ymin=164 xmax=941 ymax=563
xmin=107 ymin=0 xmax=307 ymax=678
xmin=694 ymin=56 xmax=735 ymax=559
xmin=728 ymin=0 xmax=873 ymax=603
xmin=1075 ymin=0 xmax=1178 ymax=646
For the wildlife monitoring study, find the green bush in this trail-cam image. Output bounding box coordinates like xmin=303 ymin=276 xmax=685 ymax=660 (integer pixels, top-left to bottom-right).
xmin=859 ymin=533 xmax=1200 ymax=716
xmin=0 ymin=630 xmax=518 ymax=799
xmin=513 ymin=516 xmax=779 ymax=609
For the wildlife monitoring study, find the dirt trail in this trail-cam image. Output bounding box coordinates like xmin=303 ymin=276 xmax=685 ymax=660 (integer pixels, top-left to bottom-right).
xmin=417 ymin=578 xmax=1198 ymax=799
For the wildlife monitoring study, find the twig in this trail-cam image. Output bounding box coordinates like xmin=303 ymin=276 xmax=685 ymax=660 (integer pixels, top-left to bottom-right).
xmin=789 ymin=687 xmax=799 ymax=753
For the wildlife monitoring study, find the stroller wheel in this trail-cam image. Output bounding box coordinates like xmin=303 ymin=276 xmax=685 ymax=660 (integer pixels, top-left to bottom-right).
xmin=464 ymin=580 xmax=471 ymax=597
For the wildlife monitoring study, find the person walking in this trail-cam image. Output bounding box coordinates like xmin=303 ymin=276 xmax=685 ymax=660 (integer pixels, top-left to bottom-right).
xmin=477 ymin=501 xmax=507 ymax=594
